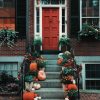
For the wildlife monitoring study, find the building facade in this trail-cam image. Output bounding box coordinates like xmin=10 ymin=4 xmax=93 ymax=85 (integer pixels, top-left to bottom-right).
xmin=0 ymin=0 xmax=100 ymax=98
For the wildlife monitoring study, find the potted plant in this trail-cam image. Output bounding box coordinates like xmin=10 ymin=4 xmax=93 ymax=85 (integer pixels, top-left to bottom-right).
xmin=59 ymin=35 xmax=70 ymax=52
xmin=78 ymin=23 xmax=100 ymax=41
xmin=32 ymin=35 xmax=42 ymax=52
xmin=0 ymin=28 xmax=18 ymax=48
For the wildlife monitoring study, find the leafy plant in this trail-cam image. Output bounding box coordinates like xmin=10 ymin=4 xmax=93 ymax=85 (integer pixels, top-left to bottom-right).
xmin=78 ymin=23 xmax=100 ymax=40
xmin=32 ymin=36 xmax=42 ymax=46
xmin=62 ymin=67 xmax=75 ymax=76
xmin=59 ymin=35 xmax=70 ymax=46
xmin=0 ymin=28 xmax=18 ymax=48
xmin=67 ymin=89 xmax=78 ymax=97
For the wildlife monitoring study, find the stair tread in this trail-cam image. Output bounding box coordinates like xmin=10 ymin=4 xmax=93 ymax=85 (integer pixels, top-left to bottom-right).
xmin=39 ymin=79 xmax=60 ymax=82
xmin=36 ymin=88 xmax=63 ymax=92
xmin=46 ymin=72 xmax=60 ymax=74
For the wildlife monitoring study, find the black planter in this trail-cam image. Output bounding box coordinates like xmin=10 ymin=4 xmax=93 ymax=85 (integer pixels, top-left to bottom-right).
xmin=35 ymin=45 xmax=41 ymax=52
xmin=61 ymin=45 xmax=67 ymax=52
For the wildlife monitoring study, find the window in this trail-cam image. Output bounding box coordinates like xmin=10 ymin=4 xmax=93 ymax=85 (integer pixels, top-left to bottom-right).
xmin=36 ymin=0 xmax=65 ymax=5
xmin=0 ymin=63 xmax=18 ymax=78
xmin=85 ymin=64 xmax=100 ymax=90
xmin=0 ymin=0 xmax=15 ymax=30
xmin=81 ymin=0 xmax=100 ymax=28
xmin=62 ymin=8 xmax=65 ymax=33
xmin=36 ymin=8 xmax=40 ymax=33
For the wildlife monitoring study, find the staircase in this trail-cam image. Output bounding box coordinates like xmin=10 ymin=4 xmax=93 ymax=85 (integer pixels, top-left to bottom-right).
xmin=36 ymin=54 xmax=64 ymax=100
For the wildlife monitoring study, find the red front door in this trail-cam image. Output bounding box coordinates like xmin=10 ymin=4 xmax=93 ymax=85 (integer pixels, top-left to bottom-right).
xmin=42 ymin=8 xmax=59 ymax=50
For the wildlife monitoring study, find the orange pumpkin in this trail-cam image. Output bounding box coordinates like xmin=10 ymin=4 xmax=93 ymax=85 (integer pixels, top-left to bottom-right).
xmin=23 ymin=91 xmax=38 ymax=100
xmin=57 ymin=58 xmax=63 ymax=65
xmin=67 ymin=84 xmax=77 ymax=90
xmin=38 ymin=70 xmax=46 ymax=81
xmin=30 ymin=62 xmax=37 ymax=72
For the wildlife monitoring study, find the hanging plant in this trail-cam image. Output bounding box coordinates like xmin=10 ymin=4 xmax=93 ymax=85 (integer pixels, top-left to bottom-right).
xmin=0 ymin=28 xmax=18 ymax=48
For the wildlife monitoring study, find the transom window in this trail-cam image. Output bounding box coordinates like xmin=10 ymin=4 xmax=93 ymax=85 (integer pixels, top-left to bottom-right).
xmin=80 ymin=0 xmax=100 ymax=28
xmin=85 ymin=64 xmax=100 ymax=90
xmin=36 ymin=0 xmax=65 ymax=5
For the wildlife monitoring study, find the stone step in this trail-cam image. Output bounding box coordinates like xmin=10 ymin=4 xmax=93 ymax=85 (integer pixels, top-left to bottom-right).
xmin=46 ymin=65 xmax=61 ymax=72
xmin=43 ymin=99 xmax=65 ymax=100
xmin=42 ymin=55 xmax=58 ymax=60
xmin=39 ymin=79 xmax=62 ymax=88
xmin=46 ymin=72 xmax=60 ymax=79
xmin=35 ymin=88 xmax=64 ymax=99
xmin=46 ymin=60 xmax=57 ymax=65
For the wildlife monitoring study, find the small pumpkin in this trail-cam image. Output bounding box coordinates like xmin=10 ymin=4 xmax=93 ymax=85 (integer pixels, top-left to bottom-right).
xmin=67 ymin=84 xmax=77 ymax=90
xmin=23 ymin=91 xmax=38 ymax=100
xmin=30 ymin=62 xmax=37 ymax=72
xmin=38 ymin=70 xmax=46 ymax=81
xmin=57 ymin=58 xmax=63 ymax=65
xmin=33 ymin=83 xmax=41 ymax=90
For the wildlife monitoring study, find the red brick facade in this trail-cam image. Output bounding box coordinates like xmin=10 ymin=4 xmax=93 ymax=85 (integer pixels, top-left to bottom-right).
xmin=0 ymin=39 xmax=26 ymax=56
xmin=71 ymin=38 xmax=100 ymax=56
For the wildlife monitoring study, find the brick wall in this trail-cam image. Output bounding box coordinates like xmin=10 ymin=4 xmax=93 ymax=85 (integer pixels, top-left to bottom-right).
xmin=71 ymin=38 xmax=100 ymax=56
xmin=0 ymin=39 xmax=26 ymax=56
xmin=28 ymin=0 xmax=34 ymax=43
xmin=80 ymin=93 xmax=100 ymax=100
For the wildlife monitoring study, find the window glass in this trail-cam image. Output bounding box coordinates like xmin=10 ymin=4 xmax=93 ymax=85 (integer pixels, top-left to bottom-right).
xmin=85 ymin=64 xmax=100 ymax=90
xmin=0 ymin=63 xmax=18 ymax=78
xmin=62 ymin=8 xmax=65 ymax=33
xmin=82 ymin=0 xmax=99 ymax=17
xmin=39 ymin=0 xmax=65 ymax=5
xmin=0 ymin=0 xmax=3 ymax=7
xmin=36 ymin=8 xmax=40 ymax=32
xmin=0 ymin=0 xmax=15 ymax=30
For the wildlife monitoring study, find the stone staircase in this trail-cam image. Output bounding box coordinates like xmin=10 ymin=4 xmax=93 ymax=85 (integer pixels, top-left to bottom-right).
xmin=36 ymin=54 xmax=64 ymax=100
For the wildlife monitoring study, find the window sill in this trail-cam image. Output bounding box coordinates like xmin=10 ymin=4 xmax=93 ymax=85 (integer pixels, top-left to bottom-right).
xmin=80 ymin=89 xmax=100 ymax=93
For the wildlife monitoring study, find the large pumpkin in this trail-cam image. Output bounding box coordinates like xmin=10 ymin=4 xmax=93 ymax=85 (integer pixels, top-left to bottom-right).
xmin=30 ymin=62 xmax=37 ymax=72
xmin=67 ymin=84 xmax=77 ymax=90
xmin=38 ymin=70 xmax=46 ymax=81
xmin=57 ymin=58 xmax=63 ymax=65
xmin=23 ymin=91 xmax=38 ymax=100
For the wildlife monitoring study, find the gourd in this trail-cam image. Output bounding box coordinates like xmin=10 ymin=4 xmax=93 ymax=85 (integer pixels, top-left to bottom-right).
xmin=38 ymin=70 xmax=46 ymax=81
xmin=57 ymin=58 xmax=63 ymax=65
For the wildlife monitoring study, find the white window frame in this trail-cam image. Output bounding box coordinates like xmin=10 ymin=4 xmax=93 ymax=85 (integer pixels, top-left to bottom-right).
xmin=82 ymin=62 xmax=100 ymax=90
xmin=34 ymin=0 xmax=67 ymax=50
xmin=80 ymin=0 xmax=100 ymax=30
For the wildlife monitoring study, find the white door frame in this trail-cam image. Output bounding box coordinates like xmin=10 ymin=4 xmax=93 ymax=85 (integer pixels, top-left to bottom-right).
xmin=34 ymin=0 xmax=67 ymax=50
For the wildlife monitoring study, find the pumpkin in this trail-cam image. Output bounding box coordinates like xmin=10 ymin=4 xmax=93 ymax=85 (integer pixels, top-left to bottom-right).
xmin=30 ymin=62 xmax=37 ymax=72
xmin=67 ymin=84 xmax=77 ymax=90
xmin=38 ymin=70 xmax=46 ymax=81
xmin=23 ymin=91 xmax=38 ymax=100
xmin=57 ymin=58 xmax=63 ymax=65
xmin=33 ymin=83 xmax=41 ymax=90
